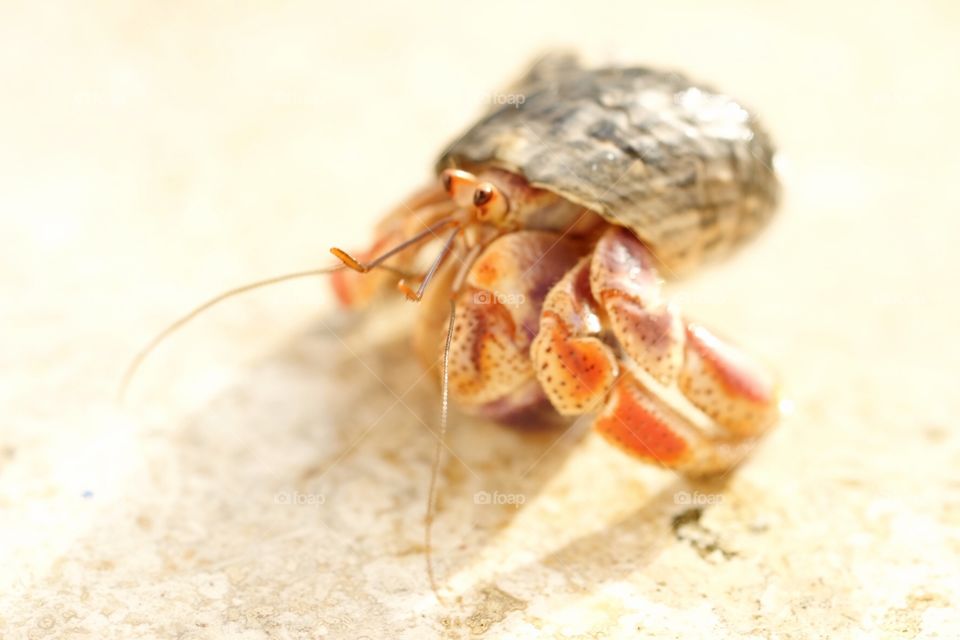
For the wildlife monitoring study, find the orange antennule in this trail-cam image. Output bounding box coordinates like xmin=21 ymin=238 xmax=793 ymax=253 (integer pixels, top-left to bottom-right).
xmin=397 ymin=225 xmax=461 ymax=302
xmin=330 ymin=215 xmax=460 ymax=274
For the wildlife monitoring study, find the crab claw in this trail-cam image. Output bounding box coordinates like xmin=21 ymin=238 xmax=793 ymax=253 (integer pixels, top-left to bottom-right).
xmin=440 ymin=231 xmax=584 ymax=415
xmin=532 ymin=257 xmax=619 ymax=415
xmin=593 ymin=372 xmax=761 ymax=476
xmin=594 ymin=373 xmax=694 ymax=468
xmin=591 ymin=227 xmax=685 ymax=384
xmin=679 ymin=322 xmax=780 ymax=438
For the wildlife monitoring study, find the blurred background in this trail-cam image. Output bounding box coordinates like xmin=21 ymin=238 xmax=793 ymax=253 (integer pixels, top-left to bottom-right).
xmin=2 ymin=1 xmax=958 ymax=638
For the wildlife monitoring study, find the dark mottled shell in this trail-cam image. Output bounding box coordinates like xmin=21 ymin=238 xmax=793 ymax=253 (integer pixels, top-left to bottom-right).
xmin=437 ymin=53 xmax=780 ymax=273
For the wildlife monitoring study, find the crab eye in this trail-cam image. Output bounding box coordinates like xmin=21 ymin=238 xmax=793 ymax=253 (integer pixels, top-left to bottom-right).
xmin=440 ymin=168 xmax=479 ymax=207
xmin=472 ymin=181 xmax=508 ymax=223
xmin=473 ymin=185 xmax=494 ymax=207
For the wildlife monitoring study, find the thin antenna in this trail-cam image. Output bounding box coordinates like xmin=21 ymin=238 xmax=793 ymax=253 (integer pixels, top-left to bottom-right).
xmin=117 ymin=266 xmax=345 ymax=403
xmin=425 ymin=297 xmax=457 ymax=604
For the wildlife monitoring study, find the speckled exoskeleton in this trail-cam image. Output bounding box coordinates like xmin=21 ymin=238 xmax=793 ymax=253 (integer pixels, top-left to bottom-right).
xmin=332 ymin=52 xmax=781 ymax=477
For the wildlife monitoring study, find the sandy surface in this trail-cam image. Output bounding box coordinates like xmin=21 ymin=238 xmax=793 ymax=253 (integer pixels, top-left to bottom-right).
xmin=2 ymin=1 xmax=959 ymax=638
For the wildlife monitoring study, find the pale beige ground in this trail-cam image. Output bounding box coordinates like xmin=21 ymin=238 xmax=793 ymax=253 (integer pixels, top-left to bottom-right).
xmin=2 ymin=2 xmax=959 ymax=639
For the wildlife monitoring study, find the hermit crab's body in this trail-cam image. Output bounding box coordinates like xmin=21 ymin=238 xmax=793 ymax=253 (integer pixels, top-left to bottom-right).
xmin=119 ymin=53 xmax=784 ymax=601
xmin=333 ymin=54 xmax=782 ymax=475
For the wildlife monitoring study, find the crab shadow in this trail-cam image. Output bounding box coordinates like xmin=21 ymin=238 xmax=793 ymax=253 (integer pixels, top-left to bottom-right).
xmin=474 ymin=474 xmax=732 ymax=602
xmin=152 ymin=306 xmax=591 ymax=586
xmin=148 ymin=304 xmax=734 ymax=631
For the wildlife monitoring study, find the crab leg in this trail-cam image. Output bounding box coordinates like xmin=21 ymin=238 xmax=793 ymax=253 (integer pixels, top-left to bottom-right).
xmin=592 ymin=227 xmax=779 ymax=438
xmin=530 ymin=256 xmax=619 ymax=415
xmin=533 ymin=226 xmax=779 ymax=474
xmin=592 ymin=371 xmax=761 ymax=475
xmin=677 ymin=322 xmax=780 ymax=439
xmin=433 ymin=231 xmax=585 ymax=419
xmin=590 ymin=226 xmax=686 ymax=384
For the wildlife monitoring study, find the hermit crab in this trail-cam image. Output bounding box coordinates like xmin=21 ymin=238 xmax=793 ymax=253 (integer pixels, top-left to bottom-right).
xmin=122 ymin=52 xmax=782 ymax=597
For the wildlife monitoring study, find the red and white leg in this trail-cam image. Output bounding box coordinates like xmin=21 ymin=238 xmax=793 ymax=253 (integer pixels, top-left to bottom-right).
xmin=529 ymin=256 xmax=619 ymax=415
xmin=533 ymin=226 xmax=780 ymax=475
xmin=421 ymin=230 xmax=587 ymax=422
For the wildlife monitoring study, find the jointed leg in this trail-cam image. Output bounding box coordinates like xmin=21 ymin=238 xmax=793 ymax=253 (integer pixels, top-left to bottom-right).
xmin=533 ymin=227 xmax=780 ymax=475
xmin=530 ymin=256 xmax=618 ymax=415
xmin=425 ymin=231 xmax=587 ymax=418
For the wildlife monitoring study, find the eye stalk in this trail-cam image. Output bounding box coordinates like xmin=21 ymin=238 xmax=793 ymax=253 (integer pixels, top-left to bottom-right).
xmin=440 ymin=168 xmax=478 ymax=209
xmin=439 ymin=169 xmax=510 ymax=226
xmin=472 ymin=181 xmax=508 ymax=224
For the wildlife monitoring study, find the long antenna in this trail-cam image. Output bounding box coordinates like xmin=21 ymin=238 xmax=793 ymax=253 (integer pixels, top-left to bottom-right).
xmin=425 ymin=297 xmax=457 ymax=604
xmin=117 ymin=266 xmax=345 ymax=403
